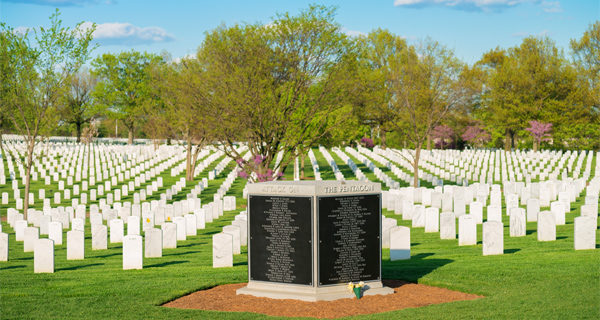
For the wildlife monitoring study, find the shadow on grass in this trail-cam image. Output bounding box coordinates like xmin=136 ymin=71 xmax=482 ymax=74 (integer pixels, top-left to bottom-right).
xmin=146 ymin=260 xmax=189 ymax=268
xmin=557 ymin=236 xmax=567 ymax=240
xmin=382 ymin=252 xmax=453 ymax=283
xmin=176 ymin=243 xmax=204 ymax=248
xmin=526 ymin=230 xmax=536 ymax=235
xmin=233 ymin=261 xmax=248 ymax=266
xmin=57 ymin=263 xmax=104 ymax=271
xmin=93 ymin=253 xmax=120 ymax=258
xmin=504 ymin=248 xmax=521 ymax=254
xmin=0 ymin=265 xmax=25 ymax=270
xmin=163 ymin=250 xmax=201 ymax=257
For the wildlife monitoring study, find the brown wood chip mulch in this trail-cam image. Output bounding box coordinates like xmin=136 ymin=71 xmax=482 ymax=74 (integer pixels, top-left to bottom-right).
xmin=163 ymin=280 xmax=483 ymax=319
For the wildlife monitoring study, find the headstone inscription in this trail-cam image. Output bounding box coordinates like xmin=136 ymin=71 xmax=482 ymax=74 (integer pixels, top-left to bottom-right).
xmin=236 ymin=181 xmax=393 ymax=302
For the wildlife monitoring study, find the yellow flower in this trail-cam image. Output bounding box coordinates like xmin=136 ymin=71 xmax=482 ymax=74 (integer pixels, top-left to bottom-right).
xmin=146 ymin=218 xmax=150 ymax=223
xmin=347 ymin=282 xmax=354 ymax=292
xmin=167 ymin=216 xmax=171 ymax=221
xmin=358 ymin=281 xmax=365 ymax=288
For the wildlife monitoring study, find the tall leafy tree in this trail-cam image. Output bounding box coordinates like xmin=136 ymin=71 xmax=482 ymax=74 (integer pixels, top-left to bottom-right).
xmin=479 ymin=37 xmax=586 ymax=150
xmin=0 ymin=11 xmax=95 ymax=217
xmin=154 ymin=56 xmax=215 ymax=181
xmin=388 ymin=38 xmax=469 ymax=186
xmin=202 ymin=5 xmax=354 ymax=181
xmin=353 ymin=29 xmax=409 ymax=149
xmin=60 ymin=68 xmax=97 ymax=142
xmin=92 ymin=50 xmax=163 ymax=144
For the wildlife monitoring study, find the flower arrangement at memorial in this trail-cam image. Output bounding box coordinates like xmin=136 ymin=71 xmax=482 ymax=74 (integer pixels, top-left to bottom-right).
xmin=347 ymin=281 xmax=365 ymax=299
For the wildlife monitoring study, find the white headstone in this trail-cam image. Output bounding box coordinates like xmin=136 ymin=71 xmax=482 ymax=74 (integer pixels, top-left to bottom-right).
xmin=424 ymin=207 xmax=439 ymax=233
xmin=127 ymin=215 xmax=140 ymax=236
xmin=390 ymin=226 xmax=410 ymax=260
xmin=161 ymin=223 xmax=177 ymax=249
xmin=509 ymin=207 xmax=526 ymax=237
xmin=469 ymin=202 xmax=484 ymax=224
xmin=24 ymin=227 xmax=39 ymax=252
xmin=194 ymin=209 xmax=206 ymax=230
xmin=411 ymin=205 xmax=425 ymax=228
xmin=67 ymin=230 xmax=85 ymax=260
xmin=382 ymin=217 xmax=397 ymax=248
xmin=15 ymin=220 xmax=28 ymax=241
xmin=185 ymin=214 xmax=197 ymax=236
xmin=212 ymin=232 xmax=233 ymax=268
xmin=173 ymin=217 xmax=186 ymax=241
xmin=574 ymin=216 xmax=596 ymax=250
xmin=123 ymin=235 xmax=143 ymax=270
xmin=34 ymin=238 xmax=54 ymax=273
xmin=526 ymin=198 xmax=540 ymax=222
xmin=48 ymin=221 xmax=63 ymax=245
xmin=458 ymin=215 xmax=476 ymax=246
xmin=537 ymin=211 xmax=556 ymax=241
xmin=439 ymin=212 xmax=456 ymax=240
xmin=145 ymin=228 xmax=162 ymax=258
xmin=92 ymin=224 xmax=107 ymax=250
xmin=232 ymin=219 xmax=247 ymax=246
xmin=550 ymin=201 xmax=566 ymax=225
xmin=483 ymin=221 xmax=503 ymax=256
xmin=487 ymin=205 xmax=502 ymax=222
xmin=0 ymin=232 xmax=8 ymax=262
xmin=109 ymin=219 xmax=124 ymax=243
xmin=223 ymin=225 xmax=241 ymax=254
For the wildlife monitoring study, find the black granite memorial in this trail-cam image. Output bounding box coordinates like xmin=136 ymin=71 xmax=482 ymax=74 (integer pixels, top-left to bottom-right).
xmin=238 ymin=181 xmax=393 ymax=301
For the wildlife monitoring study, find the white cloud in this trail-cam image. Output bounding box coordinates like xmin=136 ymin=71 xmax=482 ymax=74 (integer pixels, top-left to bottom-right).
xmin=393 ymin=0 xmax=544 ymax=12
xmin=13 ymin=26 xmax=31 ymax=35
xmin=172 ymin=54 xmax=195 ymax=64
xmin=79 ymin=21 xmax=175 ymax=45
xmin=541 ymin=1 xmax=562 ymax=13
xmin=342 ymin=27 xmax=367 ymax=38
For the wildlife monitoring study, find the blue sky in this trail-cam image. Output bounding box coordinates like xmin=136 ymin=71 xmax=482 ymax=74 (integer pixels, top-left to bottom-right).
xmin=1 ymin=0 xmax=598 ymax=64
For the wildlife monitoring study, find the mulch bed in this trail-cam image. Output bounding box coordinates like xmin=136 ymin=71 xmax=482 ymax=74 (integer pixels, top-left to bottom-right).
xmin=163 ymin=280 xmax=483 ymax=319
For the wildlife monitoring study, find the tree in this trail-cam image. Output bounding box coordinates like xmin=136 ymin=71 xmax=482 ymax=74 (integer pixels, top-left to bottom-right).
xmin=60 ymin=68 xmax=97 ymax=142
xmin=353 ymin=29 xmax=409 ymax=149
xmin=202 ymin=5 xmax=354 ymax=182
xmin=524 ymin=120 xmax=552 ymax=151
xmin=92 ymin=51 xmax=162 ymax=144
xmin=388 ymin=38 xmax=468 ymax=186
xmin=154 ymin=56 xmax=215 ymax=181
xmin=479 ymin=37 xmax=585 ymax=150
xmin=570 ymin=21 xmax=599 ymax=109
xmin=431 ymin=125 xmax=454 ymax=149
xmin=461 ymin=125 xmax=490 ymax=148
xmin=0 ymin=11 xmax=95 ymax=218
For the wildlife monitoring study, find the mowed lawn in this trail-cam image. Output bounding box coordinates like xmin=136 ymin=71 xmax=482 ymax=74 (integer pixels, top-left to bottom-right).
xmin=0 ymin=150 xmax=598 ymax=319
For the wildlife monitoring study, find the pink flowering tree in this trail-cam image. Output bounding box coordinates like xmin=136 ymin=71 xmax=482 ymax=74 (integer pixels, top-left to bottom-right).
xmin=360 ymin=137 xmax=374 ymax=149
xmin=461 ymin=125 xmax=490 ymax=148
xmin=431 ymin=125 xmax=454 ymax=149
xmin=236 ymin=155 xmax=284 ymax=182
xmin=525 ymin=120 xmax=552 ymax=151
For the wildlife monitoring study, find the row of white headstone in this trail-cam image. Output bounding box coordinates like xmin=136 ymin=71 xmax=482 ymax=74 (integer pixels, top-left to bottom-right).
xmin=212 ymin=211 xmax=248 ymax=268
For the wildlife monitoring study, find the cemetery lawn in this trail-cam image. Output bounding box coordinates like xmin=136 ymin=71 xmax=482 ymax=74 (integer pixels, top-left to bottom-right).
xmin=2 ymin=200 xmax=598 ymax=319
xmin=1 ymin=150 xmax=599 ymax=319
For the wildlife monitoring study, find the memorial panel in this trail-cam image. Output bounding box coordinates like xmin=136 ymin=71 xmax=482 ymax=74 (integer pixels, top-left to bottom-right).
xmin=318 ymin=194 xmax=380 ymax=286
xmin=249 ymin=195 xmax=312 ymax=285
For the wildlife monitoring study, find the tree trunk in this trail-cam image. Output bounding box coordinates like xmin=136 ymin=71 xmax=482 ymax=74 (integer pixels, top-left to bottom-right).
xmin=23 ymin=139 xmax=35 ymax=219
xmin=76 ymin=122 xmax=82 ymax=143
xmin=300 ymin=152 xmax=305 ymax=180
xmin=185 ymin=135 xmax=193 ymax=181
xmin=426 ymin=135 xmax=431 ymax=150
xmin=413 ymin=145 xmax=421 ymax=187
xmin=381 ymin=131 xmax=387 ymax=149
xmin=504 ymin=130 xmax=512 ymax=151
xmin=128 ymin=128 xmax=134 ymax=145
xmin=190 ymin=145 xmax=201 ymax=181
xmin=533 ymin=140 xmax=538 ymax=152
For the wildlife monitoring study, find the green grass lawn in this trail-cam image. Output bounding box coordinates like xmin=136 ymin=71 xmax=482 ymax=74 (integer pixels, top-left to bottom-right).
xmin=1 ymin=147 xmax=599 ymax=319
